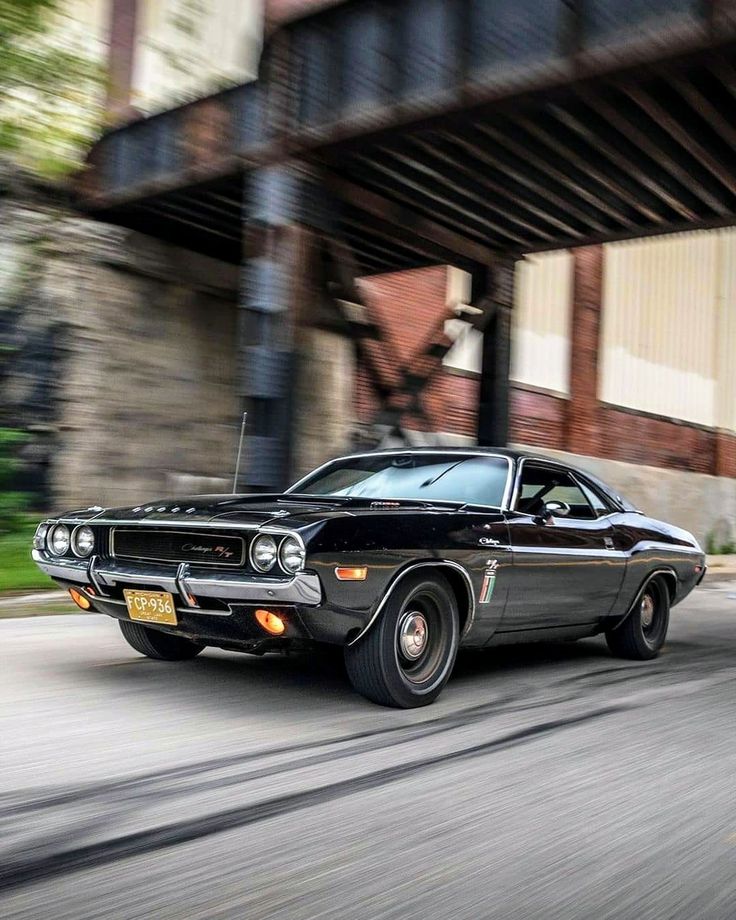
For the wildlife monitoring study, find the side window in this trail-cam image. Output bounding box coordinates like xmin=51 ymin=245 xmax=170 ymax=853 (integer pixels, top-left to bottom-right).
xmin=517 ymin=464 xmax=596 ymax=520
xmin=577 ymin=479 xmax=611 ymax=518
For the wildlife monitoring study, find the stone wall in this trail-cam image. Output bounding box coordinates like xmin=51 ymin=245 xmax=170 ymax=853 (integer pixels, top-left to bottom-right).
xmin=1 ymin=163 xmax=240 ymax=511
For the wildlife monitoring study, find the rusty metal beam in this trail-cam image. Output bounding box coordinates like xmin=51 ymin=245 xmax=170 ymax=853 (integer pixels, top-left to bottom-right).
xmin=377 ymin=142 xmax=558 ymax=242
xmin=340 ymin=211 xmax=479 ymax=269
xmin=511 ymin=114 xmax=667 ymax=225
xmin=547 ymin=103 xmax=697 ymax=221
xmin=404 ymin=136 xmax=581 ymax=238
xmin=439 ymin=132 xmax=606 ymax=233
xmin=476 ymin=122 xmax=632 ymax=227
xmin=351 ymin=153 xmax=527 ymax=247
xmin=622 ymin=84 xmax=736 ymax=202
xmin=324 ymin=174 xmax=496 ymax=266
xmin=670 ymin=75 xmax=736 ymax=154
xmin=574 ymin=86 xmax=729 ymax=216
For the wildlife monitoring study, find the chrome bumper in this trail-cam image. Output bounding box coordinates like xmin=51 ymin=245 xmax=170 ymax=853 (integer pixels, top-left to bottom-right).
xmin=32 ymin=550 xmax=323 ymax=607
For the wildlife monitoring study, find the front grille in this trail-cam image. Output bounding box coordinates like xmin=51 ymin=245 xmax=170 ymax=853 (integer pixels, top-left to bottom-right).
xmin=111 ymin=528 xmax=245 ymax=567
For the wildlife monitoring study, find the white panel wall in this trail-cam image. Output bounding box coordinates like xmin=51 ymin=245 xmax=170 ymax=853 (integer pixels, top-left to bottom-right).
xmin=134 ymin=0 xmax=263 ymax=112
xmin=600 ymin=231 xmax=720 ymax=427
xmin=60 ymin=0 xmax=263 ymax=112
xmin=510 ymin=251 xmax=573 ymax=395
xmin=716 ymin=228 xmax=736 ymax=432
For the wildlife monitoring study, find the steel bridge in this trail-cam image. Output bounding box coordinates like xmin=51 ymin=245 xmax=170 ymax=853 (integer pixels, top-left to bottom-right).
xmin=81 ymin=0 xmax=736 ymax=488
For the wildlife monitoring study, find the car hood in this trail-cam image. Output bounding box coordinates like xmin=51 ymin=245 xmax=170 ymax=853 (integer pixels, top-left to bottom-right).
xmin=56 ymin=493 xmax=460 ymax=530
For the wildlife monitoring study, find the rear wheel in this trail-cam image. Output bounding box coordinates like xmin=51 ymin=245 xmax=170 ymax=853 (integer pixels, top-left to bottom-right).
xmin=344 ymin=572 xmax=459 ymax=708
xmin=119 ymin=619 xmax=204 ymax=661
xmin=605 ymin=576 xmax=670 ymax=660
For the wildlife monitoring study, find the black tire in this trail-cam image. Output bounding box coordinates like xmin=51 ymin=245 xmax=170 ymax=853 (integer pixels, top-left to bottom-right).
xmin=119 ymin=619 xmax=204 ymax=661
xmin=605 ymin=576 xmax=670 ymax=660
xmin=344 ymin=571 xmax=460 ymax=708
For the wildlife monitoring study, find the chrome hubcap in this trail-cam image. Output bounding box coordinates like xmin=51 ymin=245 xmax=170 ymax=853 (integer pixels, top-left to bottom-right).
xmin=640 ymin=594 xmax=655 ymax=629
xmin=398 ymin=611 xmax=428 ymax=660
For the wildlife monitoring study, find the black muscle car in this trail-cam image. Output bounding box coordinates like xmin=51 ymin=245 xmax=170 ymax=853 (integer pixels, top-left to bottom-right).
xmin=32 ymin=448 xmax=706 ymax=707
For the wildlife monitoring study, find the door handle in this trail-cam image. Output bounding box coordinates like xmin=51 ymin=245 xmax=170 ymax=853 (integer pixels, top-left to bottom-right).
xmin=604 ymin=536 xmax=615 ymax=549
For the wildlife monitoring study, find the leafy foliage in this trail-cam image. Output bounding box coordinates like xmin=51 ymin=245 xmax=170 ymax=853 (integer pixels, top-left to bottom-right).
xmin=0 ymin=0 xmax=103 ymax=176
xmin=0 ymin=427 xmax=29 ymax=536
xmin=705 ymin=529 xmax=736 ymax=556
xmin=0 ymin=515 xmax=54 ymax=592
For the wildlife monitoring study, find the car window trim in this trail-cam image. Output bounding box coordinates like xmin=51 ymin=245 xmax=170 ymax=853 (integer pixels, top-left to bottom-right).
xmin=511 ymin=457 xmax=619 ymax=521
xmin=570 ymin=471 xmax=615 ymax=517
xmin=515 ymin=461 xmax=597 ymax=521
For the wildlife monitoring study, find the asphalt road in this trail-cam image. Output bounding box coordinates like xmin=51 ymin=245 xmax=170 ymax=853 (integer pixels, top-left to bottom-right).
xmin=1 ymin=583 xmax=736 ymax=920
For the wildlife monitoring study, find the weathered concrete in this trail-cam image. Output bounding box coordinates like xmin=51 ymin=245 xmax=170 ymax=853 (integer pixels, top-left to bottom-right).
xmin=291 ymin=327 xmax=356 ymax=480
xmin=1 ymin=164 xmax=241 ymax=510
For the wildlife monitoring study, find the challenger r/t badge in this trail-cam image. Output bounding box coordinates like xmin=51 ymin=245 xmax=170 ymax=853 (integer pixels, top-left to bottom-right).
xmin=479 ymin=560 xmax=498 ymax=603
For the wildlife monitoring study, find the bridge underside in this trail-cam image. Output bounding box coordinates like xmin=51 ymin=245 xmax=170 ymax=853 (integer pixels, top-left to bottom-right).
xmin=78 ymin=0 xmax=736 ymax=486
xmin=95 ymin=44 xmax=736 ymax=276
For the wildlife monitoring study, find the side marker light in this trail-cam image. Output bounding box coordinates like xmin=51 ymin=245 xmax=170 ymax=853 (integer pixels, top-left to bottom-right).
xmin=335 ymin=567 xmax=368 ymax=581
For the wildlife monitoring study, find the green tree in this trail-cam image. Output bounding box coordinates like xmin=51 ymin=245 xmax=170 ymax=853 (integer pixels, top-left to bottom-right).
xmin=0 ymin=427 xmax=29 ymax=535
xmin=0 ymin=0 xmax=103 ymax=177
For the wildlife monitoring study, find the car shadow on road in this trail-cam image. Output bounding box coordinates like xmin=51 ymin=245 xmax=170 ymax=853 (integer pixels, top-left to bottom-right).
xmin=60 ymin=625 xmax=628 ymax=718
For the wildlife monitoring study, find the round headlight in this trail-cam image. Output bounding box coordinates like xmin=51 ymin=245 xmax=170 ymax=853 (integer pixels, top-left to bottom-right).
xmin=251 ymin=534 xmax=278 ymax=572
xmin=279 ymin=536 xmax=305 ymax=574
xmin=72 ymin=525 xmax=95 ymax=557
xmin=48 ymin=524 xmax=70 ymax=556
xmin=33 ymin=522 xmax=49 ymax=551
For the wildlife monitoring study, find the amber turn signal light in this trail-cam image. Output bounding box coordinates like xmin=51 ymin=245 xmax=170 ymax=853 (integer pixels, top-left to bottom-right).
xmin=69 ymin=588 xmax=92 ymax=610
xmin=335 ymin=566 xmax=368 ymax=581
xmin=255 ymin=609 xmax=286 ymax=635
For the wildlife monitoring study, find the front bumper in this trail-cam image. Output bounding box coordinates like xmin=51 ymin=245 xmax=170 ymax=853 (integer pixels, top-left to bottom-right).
xmin=32 ymin=551 xmax=370 ymax=646
xmin=32 ymin=550 xmax=323 ymax=609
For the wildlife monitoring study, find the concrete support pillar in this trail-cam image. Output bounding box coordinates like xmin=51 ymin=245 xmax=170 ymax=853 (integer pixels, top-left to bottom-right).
xmin=567 ymin=245 xmax=604 ymax=456
xmin=477 ymin=261 xmax=514 ymax=447
xmin=238 ymin=164 xmax=353 ymax=491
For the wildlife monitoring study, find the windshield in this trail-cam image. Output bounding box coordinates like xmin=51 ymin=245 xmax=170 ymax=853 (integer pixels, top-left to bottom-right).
xmin=289 ymin=453 xmax=510 ymax=507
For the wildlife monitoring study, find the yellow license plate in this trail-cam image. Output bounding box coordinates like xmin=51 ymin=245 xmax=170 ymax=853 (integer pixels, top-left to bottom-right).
xmin=124 ymin=589 xmax=178 ymax=626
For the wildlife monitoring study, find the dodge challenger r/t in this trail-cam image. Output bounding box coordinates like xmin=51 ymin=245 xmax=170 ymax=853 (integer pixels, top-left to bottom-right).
xmin=31 ymin=448 xmax=706 ymax=707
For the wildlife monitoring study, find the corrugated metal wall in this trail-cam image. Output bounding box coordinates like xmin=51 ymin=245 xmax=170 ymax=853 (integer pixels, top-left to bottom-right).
xmin=716 ymin=229 xmax=736 ymax=432
xmin=600 ymin=230 xmax=727 ymax=427
xmin=511 ymin=229 xmax=736 ymax=433
xmin=511 ymin=251 xmax=573 ymax=395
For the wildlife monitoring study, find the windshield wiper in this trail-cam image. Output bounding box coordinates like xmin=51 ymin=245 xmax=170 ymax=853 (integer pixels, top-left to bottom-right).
xmin=419 ymin=458 xmax=470 ymax=489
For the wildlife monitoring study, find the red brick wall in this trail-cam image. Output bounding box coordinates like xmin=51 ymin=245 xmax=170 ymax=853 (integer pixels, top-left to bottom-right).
xmin=567 ymin=245 xmax=602 ymax=456
xmin=599 ymin=406 xmax=716 ymax=474
xmin=715 ymin=431 xmax=736 ymax=478
xmin=355 ymin=257 xmax=736 ymax=477
xmin=266 ymin=0 xmax=346 ymax=25
xmin=510 ymin=387 xmax=567 ymax=451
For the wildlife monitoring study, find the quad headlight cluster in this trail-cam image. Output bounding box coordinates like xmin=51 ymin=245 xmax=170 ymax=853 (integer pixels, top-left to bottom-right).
xmin=250 ymin=533 xmax=306 ymax=575
xmin=35 ymin=522 xmax=95 ymax=558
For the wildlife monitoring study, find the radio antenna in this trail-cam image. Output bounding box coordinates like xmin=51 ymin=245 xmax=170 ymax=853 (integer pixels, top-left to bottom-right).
xmin=232 ymin=411 xmax=248 ymax=493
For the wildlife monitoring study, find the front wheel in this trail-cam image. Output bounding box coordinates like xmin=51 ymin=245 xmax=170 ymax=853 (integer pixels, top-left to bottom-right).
xmin=119 ymin=619 xmax=204 ymax=661
xmin=344 ymin=572 xmax=459 ymax=708
xmin=605 ymin=576 xmax=670 ymax=660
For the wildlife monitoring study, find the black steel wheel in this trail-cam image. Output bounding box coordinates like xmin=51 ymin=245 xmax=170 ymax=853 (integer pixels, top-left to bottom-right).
xmin=344 ymin=571 xmax=459 ymax=708
xmin=119 ymin=619 xmax=204 ymax=661
xmin=605 ymin=576 xmax=670 ymax=660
